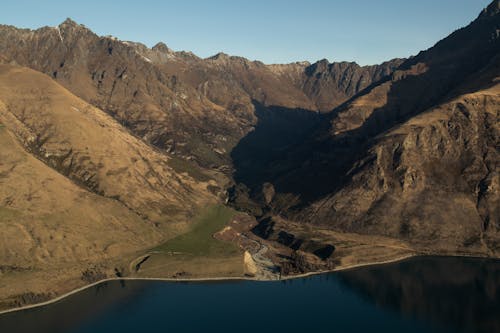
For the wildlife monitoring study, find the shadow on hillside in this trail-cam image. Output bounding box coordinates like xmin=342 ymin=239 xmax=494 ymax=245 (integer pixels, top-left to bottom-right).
xmin=231 ymin=101 xmax=322 ymax=189
xmin=229 ymin=12 xmax=500 ymax=212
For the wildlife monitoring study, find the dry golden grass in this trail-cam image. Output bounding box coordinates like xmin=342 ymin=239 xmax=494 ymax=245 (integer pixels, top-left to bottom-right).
xmin=0 ymin=65 xmax=218 ymax=227
xmin=0 ymin=126 xmax=163 ymax=265
xmin=0 ymin=65 xmax=221 ymax=309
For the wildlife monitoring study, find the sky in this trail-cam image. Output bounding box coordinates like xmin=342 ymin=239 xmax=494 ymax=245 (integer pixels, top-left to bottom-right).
xmin=0 ymin=0 xmax=492 ymax=65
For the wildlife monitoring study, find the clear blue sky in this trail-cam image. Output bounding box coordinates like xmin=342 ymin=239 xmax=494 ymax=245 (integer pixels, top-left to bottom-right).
xmin=0 ymin=0 xmax=492 ymax=65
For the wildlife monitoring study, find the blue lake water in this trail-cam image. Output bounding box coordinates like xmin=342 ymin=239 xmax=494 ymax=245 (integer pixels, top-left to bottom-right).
xmin=0 ymin=256 xmax=499 ymax=333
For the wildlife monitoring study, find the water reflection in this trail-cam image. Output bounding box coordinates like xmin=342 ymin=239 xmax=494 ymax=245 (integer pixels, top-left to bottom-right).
xmin=337 ymin=257 xmax=500 ymax=333
xmin=0 ymin=257 xmax=498 ymax=333
xmin=0 ymin=280 xmax=150 ymax=333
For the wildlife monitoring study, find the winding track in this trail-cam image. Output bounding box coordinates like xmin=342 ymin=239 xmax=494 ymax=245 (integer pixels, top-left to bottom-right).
xmin=239 ymin=233 xmax=280 ymax=280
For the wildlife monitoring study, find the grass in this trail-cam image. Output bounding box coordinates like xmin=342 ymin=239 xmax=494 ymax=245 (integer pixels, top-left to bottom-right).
xmin=0 ymin=206 xmax=22 ymax=221
xmin=154 ymin=205 xmax=240 ymax=257
xmin=167 ymin=156 xmax=212 ymax=182
xmin=184 ymin=134 xmax=227 ymax=167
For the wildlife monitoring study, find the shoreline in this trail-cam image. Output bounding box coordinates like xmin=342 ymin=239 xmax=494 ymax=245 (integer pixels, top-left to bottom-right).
xmin=0 ymin=252 xmax=496 ymax=316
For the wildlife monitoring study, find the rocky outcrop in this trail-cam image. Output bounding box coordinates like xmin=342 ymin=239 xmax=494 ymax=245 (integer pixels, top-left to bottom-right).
xmin=299 ymin=58 xmax=404 ymax=111
xmin=232 ymin=0 xmax=500 ymax=256
xmin=0 ymin=19 xmax=247 ymax=167
xmin=0 ymin=0 xmax=498 ymax=288
xmin=300 ymin=85 xmax=500 ymax=254
xmin=0 ymin=20 xmax=403 ymax=169
xmin=294 ymin=2 xmax=500 ymax=254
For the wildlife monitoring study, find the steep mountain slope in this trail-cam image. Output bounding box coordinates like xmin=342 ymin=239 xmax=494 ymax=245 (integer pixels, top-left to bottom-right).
xmin=0 ymin=65 xmax=215 ymax=226
xmin=0 ymin=14 xmax=408 ymax=305
xmin=147 ymin=50 xmax=402 ymax=113
xmin=269 ymin=58 xmax=404 ymax=111
xmin=0 ymin=0 xmax=497 ymax=298
xmin=0 ymin=118 xmax=163 ymax=307
xmin=0 ymin=20 xmax=247 ymax=167
xmin=234 ymin=0 xmax=500 ymax=256
xmin=0 ymin=119 xmax=162 ymax=267
xmin=0 ymin=64 xmax=221 ymax=308
xmin=0 ymin=20 xmax=402 ymax=169
xmin=300 ymin=82 xmax=499 ymax=253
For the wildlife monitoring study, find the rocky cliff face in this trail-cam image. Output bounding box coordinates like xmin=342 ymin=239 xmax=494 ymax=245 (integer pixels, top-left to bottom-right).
xmin=233 ymin=0 xmax=500 ymax=256
xmin=299 ymin=84 xmax=499 ymax=254
xmin=271 ymin=58 xmax=404 ymax=112
xmin=0 ymin=19 xmax=402 ymax=169
xmin=135 ymin=44 xmax=403 ymax=113
xmin=0 ymin=1 xmax=498 ymax=278
xmin=0 ymin=19 xmax=247 ymax=167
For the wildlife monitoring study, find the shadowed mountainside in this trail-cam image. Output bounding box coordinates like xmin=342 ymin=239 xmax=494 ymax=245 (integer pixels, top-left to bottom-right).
xmin=0 ymin=20 xmax=402 ymax=168
xmin=231 ymin=0 xmax=500 ymax=255
xmin=0 ymin=1 xmax=498 ymax=310
xmin=0 ymin=11 xmax=405 ymax=309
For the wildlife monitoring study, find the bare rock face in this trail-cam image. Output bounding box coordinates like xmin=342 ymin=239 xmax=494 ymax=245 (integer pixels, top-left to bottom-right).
xmin=300 ymin=86 xmax=500 ymax=253
xmin=233 ymin=0 xmax=500 ymax=256
xmin=0 ymin=20 xmax=402 ymax=169
xmin=480 ymin=0 xmax=500 ymax=17
xmin=243 ymin=251 xmax=258 ymax=276
xmin=300 ymin=58 xmax=404 ymax=112
xmin=0 ymin=1 xmax=498 ymax=283
xmin=301 ymin=4 xmax=500 ymax=254
xmin=0 ymin=20 xmax=247 ymax=167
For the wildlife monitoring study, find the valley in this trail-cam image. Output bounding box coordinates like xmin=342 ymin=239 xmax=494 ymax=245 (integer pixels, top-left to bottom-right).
xmin=0 ymin=0 xmax=498 ymax=317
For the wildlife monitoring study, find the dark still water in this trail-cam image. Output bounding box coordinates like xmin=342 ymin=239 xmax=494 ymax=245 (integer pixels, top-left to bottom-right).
xmin=0 ymin=257 xmax=499 ymax=333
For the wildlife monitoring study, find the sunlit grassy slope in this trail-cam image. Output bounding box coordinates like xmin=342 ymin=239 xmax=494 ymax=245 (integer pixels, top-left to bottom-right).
xmin=154 ymin=205 xmax=240 ymax=257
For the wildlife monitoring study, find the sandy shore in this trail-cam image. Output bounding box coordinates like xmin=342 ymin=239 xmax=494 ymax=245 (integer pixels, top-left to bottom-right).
xmin=0 ymin=253 xmax=417 ymax=316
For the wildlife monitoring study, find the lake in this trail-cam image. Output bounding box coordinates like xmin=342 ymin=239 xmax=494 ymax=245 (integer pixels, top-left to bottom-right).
xmin=0 ymin=256 xmax=499 ymax=333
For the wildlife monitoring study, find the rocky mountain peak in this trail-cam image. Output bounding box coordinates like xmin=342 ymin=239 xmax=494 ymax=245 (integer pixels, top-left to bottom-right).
xmin=208 ymin=52 xmax=230 ymax=61
xmin=479 ymin=0 xmax=500 ymax=18
xmin=59 ymin=18 xmax=79 ymax=28
xmin=57 ymin=17 xmax=92 ymax=38
xmin=305 ymin=59 xmax=330 ymax=75
xmin=152 ymin=42 xmax=172 ymax=53
xmin=296 ymin=61 xmax=311 ymax=67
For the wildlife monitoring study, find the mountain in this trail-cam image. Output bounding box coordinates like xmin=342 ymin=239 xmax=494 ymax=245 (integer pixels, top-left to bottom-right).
xmin=232 ymin=0 xmax=500 ymax=258
xmin=0 ymin=64 xmax=216 ymax=309
xmin=269 ymin=58 xmax=405 ymax=111
xmin=0 ymin=18 xmax=403 ymax=307
xmin=0 ymin=19 xmax=402 ymax=168
xmin=0 ymin=0 xmax=498 ymax=310
xmin=0 ymin=19 xmax=243 ymax=168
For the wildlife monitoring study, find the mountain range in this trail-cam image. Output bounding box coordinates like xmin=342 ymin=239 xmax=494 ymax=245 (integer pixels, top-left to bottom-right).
xmin=0 ymin=0 xmax=498 ymax=310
